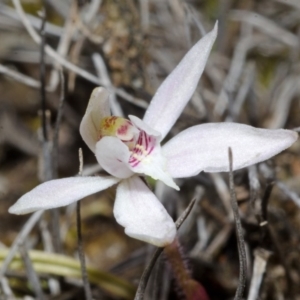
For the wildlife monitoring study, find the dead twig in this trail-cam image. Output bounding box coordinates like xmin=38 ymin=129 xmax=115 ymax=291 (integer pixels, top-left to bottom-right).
xmin=92 ymin=53 xmax=124 ymax=117
xmin=19 ymin=243 xmax=46 ymax=300
xmin=52 ymin=69 xmax=66 ymax=179
xmin=39 ymin=9 xmax=47 ymax=142
xmin=230 ymin=10 xmax=299 ymax=48
xmin=0 ymin=210 xmax=44 ymax=280
xmin=0 ymin=64 xmax=42 ymax=89
xmin=76 ymin=148 xmax=93 ymax=300
xmin=0 ymin=277 xmax=14 ymax=299
xmin=210 ymin=173 xmax=233 ymax=221
xmin=247 ymin=248 xmax=272 ymax=300
xmin=12 ymin=0 xmax=148 ymax=109
xmin=228 ymin=148 xmax=247 ymax=300
xmin=276 ymin=180 xmax=300 ymax=208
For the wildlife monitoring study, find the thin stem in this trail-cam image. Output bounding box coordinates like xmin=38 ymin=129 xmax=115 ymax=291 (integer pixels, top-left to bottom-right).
xmin=228 ymin=148 xmax=247 ymax=300
xmin=53 ymin=68 xmax=65 ymax=179
xmin=49 ymin=69 xmax=65 ymax=254
xmin=261 ymin=182 xmax=274 ymax=222
xmin=76 ymin=149 xmax=92 ymax=300
xmin=19 ymin=244 xmax=46 ymax=300
xmin=134 ymin=198 xmax=196 ymax=300
xmin=247 ymin=248 xmax=271 ymax=300
xmin=39 ymin=9 xmax=47 ymax=141
xmin=260 ymin=181 xmax=274 ymax=243
xmin=0 ymin=210 xmax=44 ymax=279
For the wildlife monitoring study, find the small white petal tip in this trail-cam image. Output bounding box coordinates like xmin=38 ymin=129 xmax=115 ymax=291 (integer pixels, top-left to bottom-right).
xmin=125 ymin=223 xmax=177 ymax=247
xmin=8 ymin=204 xmax=33 ymax=215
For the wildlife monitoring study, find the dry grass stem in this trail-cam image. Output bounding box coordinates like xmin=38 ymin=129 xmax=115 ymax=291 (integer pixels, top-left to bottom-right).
xmin=247 ymin=248 xmax=272 ymax=300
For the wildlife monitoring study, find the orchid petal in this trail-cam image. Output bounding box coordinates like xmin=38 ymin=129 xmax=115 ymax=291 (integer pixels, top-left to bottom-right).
xmin=80 ymin=87 xmax=111 ymax=152
xmin=129 ymin=115 xmax=161 ymax=139
xmin=114 ymin=176 xmax=176 ymax=246
xmin=129 ymin=142 xmax=179 ymax=190
xmin=163 ymin=123 xmax=298 ymax=178
xmin=95 ymin=137 xmax=134 ymax=178
xmin=143 ymin=22 xmax=218 ymax=139
xmin=9 ymin=176 xmax=120 ymax=215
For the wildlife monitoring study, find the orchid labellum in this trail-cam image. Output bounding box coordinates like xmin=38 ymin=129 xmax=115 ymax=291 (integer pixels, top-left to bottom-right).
xmin=9 ymin=23 xmax=298 ymax=247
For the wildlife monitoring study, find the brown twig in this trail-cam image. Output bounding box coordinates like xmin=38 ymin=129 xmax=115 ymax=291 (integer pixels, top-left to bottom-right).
xmin=228 ymin=148 xmax=247 ymax=300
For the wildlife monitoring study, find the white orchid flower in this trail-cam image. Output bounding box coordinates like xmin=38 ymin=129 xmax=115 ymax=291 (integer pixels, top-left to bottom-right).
xmin=9 ymin=23 xmax=298 ymax=247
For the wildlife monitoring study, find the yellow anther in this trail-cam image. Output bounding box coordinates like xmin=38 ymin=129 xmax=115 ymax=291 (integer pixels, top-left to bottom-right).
xmin=98 ymin=116 xmax=138 ymax=147
xmin=99 ymin=116 xmax=125 ymax=136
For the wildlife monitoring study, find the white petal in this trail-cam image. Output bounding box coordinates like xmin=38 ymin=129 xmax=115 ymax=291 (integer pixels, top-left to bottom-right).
xmin=95 ymin=137 xmax=134 ymax=178
xmin=129 ymin=142 xmax=179 ymax=190
xmin=143 ymin=22 xmax=218 ymax=139
xmin=129 ymin=115 xmax=161 ymax=139
xmin=79 ymin=87 xmax=111 ymax=153
xmin=163 ymin=123 xmax=298 ymax=178
xmin=9 ymin=176 xmax=119 ymax=215
xmin=114 ymin=176 xmax=176 ymax=246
